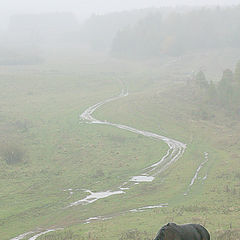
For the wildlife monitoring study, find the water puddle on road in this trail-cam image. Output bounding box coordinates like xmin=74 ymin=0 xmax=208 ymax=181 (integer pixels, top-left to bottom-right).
xmin=68 ymin=190 xmax=124 ymax=207
xmin=184 ymin=152 xmax=209 ymax=195
xmin=130 ymin=176 xmax=155 ymax=182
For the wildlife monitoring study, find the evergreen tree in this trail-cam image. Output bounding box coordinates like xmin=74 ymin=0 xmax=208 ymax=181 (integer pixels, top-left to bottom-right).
xmin=195 ymin=70 xmax=208 ymax=88
xmin=207 ymin=81 xmax=217 ymax=104
xmin=218 ymin=69 xmax=234 ymax=107
xmin=221 ymin=69 xmax=233 ymax=83
xmin=234 ymin=60 xmax=240 ymax=84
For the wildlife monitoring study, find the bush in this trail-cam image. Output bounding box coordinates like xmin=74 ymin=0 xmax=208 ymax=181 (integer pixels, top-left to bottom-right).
xmin=216 ymin=229 xmax=240 ymax=240
xmin=1 ymin=143 xmax=25 ymax=165
xmin=119 ymin=229 xmax=152 ymax=240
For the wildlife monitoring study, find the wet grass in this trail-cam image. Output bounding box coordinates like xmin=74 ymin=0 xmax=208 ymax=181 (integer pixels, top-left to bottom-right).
xmin=0 ymin=55 xmax=169 ymax=239
xmin=1 ymin=50 xmax=240 ymax=239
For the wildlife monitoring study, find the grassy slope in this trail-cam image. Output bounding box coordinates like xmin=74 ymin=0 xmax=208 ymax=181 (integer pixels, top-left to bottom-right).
xmin=0 ymin=52 xmax=169 ymax=239
xmin=0 ymin=49 xmax=239 ymax=239
xmin=88 ymin=81 xmax=239 ymax=240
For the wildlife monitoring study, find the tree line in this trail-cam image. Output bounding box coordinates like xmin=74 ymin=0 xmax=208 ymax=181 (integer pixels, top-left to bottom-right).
xmin=111 ymin=6 xmax=240 ymax=58
xmin=193 ymin=60 xmax=240 ymax=118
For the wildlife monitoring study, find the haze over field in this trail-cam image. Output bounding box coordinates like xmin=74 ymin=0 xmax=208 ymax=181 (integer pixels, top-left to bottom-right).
xmin=0 ymin=0 xmax=240 ymax=28
xmin=0 ymin=1 xmax=240 ymax=240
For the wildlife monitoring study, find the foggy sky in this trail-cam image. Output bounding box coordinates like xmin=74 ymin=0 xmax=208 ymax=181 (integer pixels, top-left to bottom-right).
xmin=0 ymin=0 xmax=240 ymax=29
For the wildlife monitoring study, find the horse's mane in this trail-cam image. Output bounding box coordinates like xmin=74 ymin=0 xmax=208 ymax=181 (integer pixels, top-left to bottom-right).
xmin=161 ymin=223 xmax=182 ymax=236
xmin=159 ymin=227 xmax=165 ymax=239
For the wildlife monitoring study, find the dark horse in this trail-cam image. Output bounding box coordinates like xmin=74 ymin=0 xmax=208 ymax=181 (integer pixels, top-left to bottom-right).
xmin=154 ymin=223 xmax=210 ymax=240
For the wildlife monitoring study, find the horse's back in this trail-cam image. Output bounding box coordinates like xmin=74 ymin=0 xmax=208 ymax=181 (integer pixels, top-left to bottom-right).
xmin=179 ymin=224 xmax=210 ymax=240
xmin=192 ymin=224 xmax=210 ymax=240
xmin=154 ymin=223 xmax=210 ymax=240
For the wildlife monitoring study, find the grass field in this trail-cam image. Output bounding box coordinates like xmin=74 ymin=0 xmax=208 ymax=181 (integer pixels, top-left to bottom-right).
xmin=0 ymin=48 xmax=239 ymax=240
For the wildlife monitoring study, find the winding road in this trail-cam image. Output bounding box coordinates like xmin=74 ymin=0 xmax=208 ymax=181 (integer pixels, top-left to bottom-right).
xmin=68 ymin=84 xmax=186 ymax=207
xmin=11 ymin=83 xmax=187 ymax=240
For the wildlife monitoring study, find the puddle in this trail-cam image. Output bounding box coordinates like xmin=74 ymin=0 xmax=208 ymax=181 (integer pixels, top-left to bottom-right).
xmin=184 ymin=152 xmax=209 ymax=195
xmin=10 ymin=231 xmax=35 ymax=240
xmin=68 ymin=190 xmax=124 ymax=207
xmin=130 ymin=176 xmax=155 ymax=182
xmin=130 ymin=204 xmax=168 ymax=212
xmin=69 ymin=86 xmax=186 ymax=207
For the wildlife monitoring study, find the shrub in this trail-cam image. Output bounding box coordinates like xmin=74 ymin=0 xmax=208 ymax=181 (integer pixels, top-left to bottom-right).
xmin=119 ymin=229 xmax=152 ymax=240
xmin=216 ymin=229 xmax=240 ymax=240
xmin=1 ymin=143 xmax=25 ymax=165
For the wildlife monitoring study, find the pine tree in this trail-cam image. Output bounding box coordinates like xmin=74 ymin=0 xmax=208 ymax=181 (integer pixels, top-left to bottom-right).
xmin=195 ymin=70 xmax=208 ymax=88
xmin=218 ymin=70 xmax=234 ymax=107
xmin=234 ymin=60 xmax=240 ymax=84
xmin=207 ymin=81 xmax=217 ymax=104
xmin=221 ymin=69 xmax=233 ymax=83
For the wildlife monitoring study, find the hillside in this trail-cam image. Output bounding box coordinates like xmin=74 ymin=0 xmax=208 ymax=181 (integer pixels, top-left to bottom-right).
xmin=0 ymin=6 xmax=240 ymax=240
xmin=111 ymin=6 xmax=240 ymax=58
xmin=0 ymin=47 xmax=239 ymax=240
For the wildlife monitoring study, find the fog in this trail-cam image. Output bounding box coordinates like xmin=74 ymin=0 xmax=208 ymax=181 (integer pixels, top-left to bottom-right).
xmin=0 ymin=0 xmax=240 ymax=28
xmin=0 ymin=0 xmax=240 ymax=65
xmin=1 ymin=1 xmax=240 ymax=239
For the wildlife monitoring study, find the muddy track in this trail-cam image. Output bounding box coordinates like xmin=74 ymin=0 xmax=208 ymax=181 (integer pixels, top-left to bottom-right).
xmin=68 ymin=84 xmax=186 ymax=207
xmin=11 ymin=83 xmax=187 ymax=240
xmin=184 ymin=152 xmax=209 ymax=195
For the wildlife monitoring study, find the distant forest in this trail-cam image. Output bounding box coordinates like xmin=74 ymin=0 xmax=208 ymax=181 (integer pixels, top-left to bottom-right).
xmin=190 ymin=60 xmax=240 ymax=119
xmin=79 ymin=7 xmax=181 ymax=50
xmin=1 ymin=6 xmax=240 ymax=63
xmin=111 ymin=6 xmax=240 ymax=58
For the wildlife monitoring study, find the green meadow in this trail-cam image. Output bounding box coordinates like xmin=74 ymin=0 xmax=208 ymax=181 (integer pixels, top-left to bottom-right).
xmin=0 ymin=49 xmax=239 ymax=240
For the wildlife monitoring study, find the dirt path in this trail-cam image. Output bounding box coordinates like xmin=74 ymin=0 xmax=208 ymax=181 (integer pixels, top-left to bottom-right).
xmin=184 ymin=152 xmax=209 ymax=196
xmin=11 ymin=83 xmax=186 ymax=240
xmin=68 ymin=85 xmax=186 ymax=207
